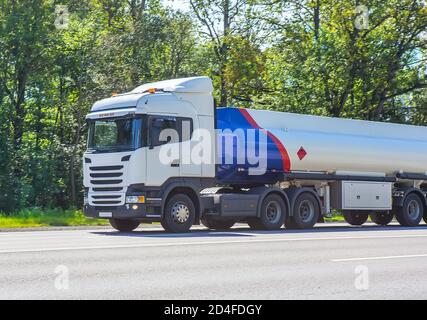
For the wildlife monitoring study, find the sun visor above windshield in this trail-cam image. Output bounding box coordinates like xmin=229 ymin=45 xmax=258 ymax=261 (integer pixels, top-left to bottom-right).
xmin=91 ymin=93 xmax=146 ymax=112
xmin=86 ymin=108 xmax=137 ymax=120
xmin=131 ymin=76 xmax=213 ymax=94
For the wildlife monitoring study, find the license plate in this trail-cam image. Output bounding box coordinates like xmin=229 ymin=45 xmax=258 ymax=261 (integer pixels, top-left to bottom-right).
xmin=99 ymin=212 xmax=112 ymax=218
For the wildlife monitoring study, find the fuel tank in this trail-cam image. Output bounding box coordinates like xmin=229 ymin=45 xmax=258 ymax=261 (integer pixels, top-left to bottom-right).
xmin=215 ymin=108 xmax=427 ymax=184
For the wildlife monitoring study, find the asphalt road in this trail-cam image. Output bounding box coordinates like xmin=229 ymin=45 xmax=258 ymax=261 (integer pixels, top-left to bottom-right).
xmin=1 ymin=222 xmax=427 ymax=300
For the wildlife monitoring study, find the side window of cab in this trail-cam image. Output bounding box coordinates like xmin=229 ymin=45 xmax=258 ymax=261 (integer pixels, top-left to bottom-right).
xmin=148 ymin=116 xmax=193 ymax=148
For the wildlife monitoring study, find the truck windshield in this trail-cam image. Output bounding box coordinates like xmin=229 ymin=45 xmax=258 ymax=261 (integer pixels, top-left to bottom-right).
xmin=87 ymin=117 xmax=144 ymax=152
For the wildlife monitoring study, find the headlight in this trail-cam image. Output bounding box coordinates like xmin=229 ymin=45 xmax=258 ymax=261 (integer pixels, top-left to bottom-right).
xmin=126 ymin=196 xmax=145 ymax=204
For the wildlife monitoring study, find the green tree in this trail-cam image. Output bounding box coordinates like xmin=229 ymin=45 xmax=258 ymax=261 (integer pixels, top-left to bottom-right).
xmin=255 ymin=0 xmax=427 ymax=121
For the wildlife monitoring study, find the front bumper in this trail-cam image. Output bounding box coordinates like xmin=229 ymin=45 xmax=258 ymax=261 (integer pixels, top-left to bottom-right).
xmin=83 ymin=203 xmax=161 ymax=221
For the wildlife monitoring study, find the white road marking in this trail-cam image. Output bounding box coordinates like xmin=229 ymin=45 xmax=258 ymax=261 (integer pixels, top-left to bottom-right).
xmin=332 ymin=254 xmax=427 ymax=262
xmin=1 ymin=233 xmax=427 ymax=254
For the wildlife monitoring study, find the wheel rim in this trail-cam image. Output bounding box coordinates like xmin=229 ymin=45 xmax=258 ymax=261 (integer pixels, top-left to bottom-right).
xmin=266 ymin=200 xmax=282 ymax=224
xmin=408 ymin=200 xmax=420 ymax=220
xmin=299 ymin=200 xmax=314 ymax=223
xmin=171 ymin=202 xmax=190 ymax=223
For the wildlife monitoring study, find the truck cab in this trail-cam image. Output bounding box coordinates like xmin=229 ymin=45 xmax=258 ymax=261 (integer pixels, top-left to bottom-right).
xmin=83 ymin=77 xmax=217 ymax=232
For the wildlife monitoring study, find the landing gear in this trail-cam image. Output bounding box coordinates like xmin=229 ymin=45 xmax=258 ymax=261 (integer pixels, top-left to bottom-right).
xmin=247 ymin=194 xmax=286 ymax=230
xmin=370 ymin=211 xmax=394 ymax=226
xmin=343 ymin=211 xmax=369 ymax=226
xmin=109 ymin=219 xmax=140 ymax=232
xmin=161 ymin=194 xmax=195 ymax=233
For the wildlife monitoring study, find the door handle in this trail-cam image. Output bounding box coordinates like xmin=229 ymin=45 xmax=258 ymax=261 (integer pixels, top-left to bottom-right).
xmin=171 ymin=161 xmax=180 ymax=167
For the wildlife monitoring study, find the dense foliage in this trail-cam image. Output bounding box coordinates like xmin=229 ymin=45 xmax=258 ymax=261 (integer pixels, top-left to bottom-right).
xmin=0 ymin=0 xmax=426 ymax=212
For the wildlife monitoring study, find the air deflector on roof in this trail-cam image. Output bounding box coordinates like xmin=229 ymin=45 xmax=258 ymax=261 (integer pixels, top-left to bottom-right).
xmin=131 ymin=76 xmax=213 ymax=94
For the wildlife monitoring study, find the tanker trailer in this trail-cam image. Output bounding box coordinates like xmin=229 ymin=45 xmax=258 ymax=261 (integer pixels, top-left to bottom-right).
xmin=83 ymin=76 xmax=427 ymax=233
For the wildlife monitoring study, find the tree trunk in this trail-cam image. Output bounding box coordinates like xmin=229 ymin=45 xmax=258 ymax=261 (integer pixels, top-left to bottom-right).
xmin=70 ymin=108 xmax=82 ymax=207
xmin=12 ymin=71 xmax=28 ymax=149
xmin=313 ymin=0 xmax=320 ymax=41
xmin=220 ymin=0 xmax=230 ymax=107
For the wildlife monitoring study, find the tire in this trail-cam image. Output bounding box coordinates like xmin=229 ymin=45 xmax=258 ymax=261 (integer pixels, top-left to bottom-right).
xmin=395 ymin=193 xmax=423 ymax=227
xmin=109 ymin=219 xmax=140 ymax=232
xmin=247 ymin=194 xmax=286 ymax=230
xmin=370 ymin=211 xmax=394 ymax=226
xmin=288 ymin=192 xmax=320 ymax=229
xmin=201 ymin=216 xmax=235 ymax=230
xmin=343 ymin=211 xmax=369 ymax=226
xmin=161 ymin=194 xmax=195 ymax=233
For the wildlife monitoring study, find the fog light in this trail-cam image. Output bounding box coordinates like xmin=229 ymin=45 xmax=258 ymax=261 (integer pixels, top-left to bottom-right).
xmin=126 ymin=195 xmax=145 ymax=204
xmin=132 ymin=205 xmax=138 ymax=210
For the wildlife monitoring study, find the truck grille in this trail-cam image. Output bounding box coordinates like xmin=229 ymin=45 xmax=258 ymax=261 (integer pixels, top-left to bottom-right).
xmin=92 ymin=187 xmax=123 ymax=192
xmin=88 ymin=165 xmax=126 ymax=206
xmin=90 ymin=165 xmax=123 ymax=171
xmin=91 ymin=179 xmax=122 ymax=185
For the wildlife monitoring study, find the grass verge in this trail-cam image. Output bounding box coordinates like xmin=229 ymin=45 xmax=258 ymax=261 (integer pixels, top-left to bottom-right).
xmin=0 ymin=208 xmax=346 ymax=229
xmin=324 ymin=214 xmax=345 ymax=222
xmin=0 ymin=208 xmax=109 ymax=229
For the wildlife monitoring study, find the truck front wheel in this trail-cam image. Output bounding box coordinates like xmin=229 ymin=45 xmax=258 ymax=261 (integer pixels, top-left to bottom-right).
xmin=395 ymin=193 xmax=423 ymax=227
xmin=370 ymin=211 xmax=394 ymax=226
xmin=109 ymin=219 xmax=140 ymax=232
xmin=161 ymin=194 xmax=195 ymax=233
xmin=247 ymin=194 xmax=286 ymax=230
xmin=343 ymin=211 xmax=368 ymax=226
xmin=201 ymin=216 xmax=235 ymax=230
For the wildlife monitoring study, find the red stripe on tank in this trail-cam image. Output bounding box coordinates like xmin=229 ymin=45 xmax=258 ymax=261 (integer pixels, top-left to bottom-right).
xmin=239 ymin=109 xmax=291 ymax=172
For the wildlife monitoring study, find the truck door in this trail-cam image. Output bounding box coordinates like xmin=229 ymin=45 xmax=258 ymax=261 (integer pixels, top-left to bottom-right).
xmin=146 ymin=115 xmax=181 ymax=186
xmin=179 ymin=116 xmax=202 ymax=177
xmin=146 ymin=114 xmax=202 ymax=186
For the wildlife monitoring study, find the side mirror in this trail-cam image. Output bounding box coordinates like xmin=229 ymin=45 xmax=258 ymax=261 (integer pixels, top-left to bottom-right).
xmin=80 ymin=122 xmax=88 ymax=133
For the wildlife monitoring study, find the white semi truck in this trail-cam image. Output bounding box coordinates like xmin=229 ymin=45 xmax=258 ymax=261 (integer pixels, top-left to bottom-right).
xmin=83 ymin=76 xmax=427 ymax=232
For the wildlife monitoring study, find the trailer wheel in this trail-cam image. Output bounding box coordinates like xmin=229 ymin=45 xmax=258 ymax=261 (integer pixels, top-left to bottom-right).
xmin=370 ymin=211 xmax=394 ymax=226
xmin=109 ymin=219 xmax=140 ymax=232
xmin=161 ymin=194 xmax=195 ymax=233
xmin=247 ymin=194 xmax=286 ymax=230
xmin=343 ymin=211 xmax=368 ymax=226
xmin=201 ymin=216 xmax=235 ymax=230
xmin=289 ymin=192 xmax=320 ymax=229
xmin=395 ymin=193 xmax=423 ymax=227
